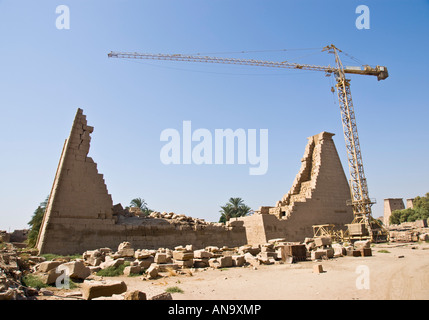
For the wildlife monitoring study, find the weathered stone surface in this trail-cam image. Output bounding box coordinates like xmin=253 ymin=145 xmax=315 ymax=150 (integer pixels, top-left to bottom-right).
xmin=81 ymin=280 xmax=127 ymax=300
xmin=146 ymin=265 xmax=159 ymax=278
xmin=149 ymin=292 xmax=173 ymax=300
xmin=332 ymin=244 xmax=346 ymax=257
xmin=155 ymin=263 xmax=179 ymax=272
xmin=314 ymin=237 xmax=332 ymax=247
xmin=193 ymin=259 xmax=209 ymax=268
xmin=99 ymin=258 xmax=124 ymax=270
xmin=311 ymin=250 xmax=327 ymax=260
xmin=232 ymin=255 xmax=245 ymax=267
xmin=124 ymin=290 xmax=147 ymax=300
xmin=135 ymin=257 xmax=154 ymax=269
xmin=154 ymin=253 xmax=168 ymax=264
xmin=172 ymin=251 xmax=194 ymax=261
xmin=175 ymin=259 xmax=194 ymax=268
xmin=313 ymin=264 xmax=324 ymax=274
xmin=62 ymin=260 xmax=91 ymax=279
xmin=134 ymin=249 xmax=152 ymax=259
xmin=123 ymin=265 xmax=141 ymax=276
xmin=37 ymin=261 xmax=63 ymax=273
xmin=239 ymin=132 xmax=354 ymax=245
xmin=360 ymin=248 xmax=372 ymax=257
xmin=194 ymin=249 xmax=213 ymax=259
xmin=354 ymin=240 xmax=370 ymax=250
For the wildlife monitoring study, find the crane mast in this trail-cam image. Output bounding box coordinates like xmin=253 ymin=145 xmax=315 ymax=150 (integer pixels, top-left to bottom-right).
xmin=108 ymin=45 xmax=389 ymax=242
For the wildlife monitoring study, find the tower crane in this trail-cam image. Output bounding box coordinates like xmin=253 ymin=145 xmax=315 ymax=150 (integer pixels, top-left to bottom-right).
xmin=108 ymin=44 xmax=389 ymax=242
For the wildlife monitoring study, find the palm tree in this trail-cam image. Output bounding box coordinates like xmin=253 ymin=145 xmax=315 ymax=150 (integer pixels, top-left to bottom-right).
xmin=27 ymin=196 xmax=49 ymax=248
xmin=129 ymin=197 xmax=153 ymax=216
xmin=129 ymin=197 xmax=148 ymax=211
xmin=219 ymin=197 xmax=252 ymax=223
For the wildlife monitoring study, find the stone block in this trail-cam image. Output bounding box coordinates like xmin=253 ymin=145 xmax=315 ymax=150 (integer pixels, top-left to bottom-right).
xmin=134 ymin=250 xmax=152 ymax=259
xmin=232 ymin=255 xmax=245 ymax=267
xmin=314 ymin=237 xmax=332 ymax=247
xmin=257 ymin=255 xmax=274 ymax=265
xmin=208 ymin=256 xmax=232 ymax=268
xmin=311 ymin=250 xmax=327 ymax=260
xmin=146 ymin=265 xmax=159 ymax=278
xmin=154 ymin=253 xmax=167 ymax=264
xmin=172 ymin=251 xmax=194 ymax=261
xmin=149 ymin=292 xmax=173 ymax=300
xmin=313 ymin=264 xmax=324 ymax=274
xmin=117 ymin=248 xmax=135 ymax=258
xmin=62 ymin=260 xmax=91 ymax=280
xmin=37 ymin=261 xmax=63 ymax=273
xmin=332 ymin=244 xmax=346 ymax=257
xmin=175 ymin=259 xmax=193 ymax=268
xmin=346 ymin=249 xmax=361 ymax=257
xmin=259 ymin=252 xmax=277 ymax=260
xmin=99 ymin=258 xmax=124 ymax=270
xmin=194 ymin=249 xmax=213 ymax=259
xmin=193 ymin=259 xmax=209 ymax=268
xmin=154 ymin=263 xmax=179 ymax=272
xmin=360 ymin=248 xmax=372 ymax=257
xmin=124 ymin=290 xmax=147 ymax=300
xmin=354 ymin=240 xmax=371 ymax=250
xmin=81 ymin=280 xmax=127 ymax=300
xmin=219 ymin=256 xmax=233 ymax=267
xmin=123 ymin=265 xmax=141 ymax=276
xmin=135 ymin=257 xmax=154 ymax=269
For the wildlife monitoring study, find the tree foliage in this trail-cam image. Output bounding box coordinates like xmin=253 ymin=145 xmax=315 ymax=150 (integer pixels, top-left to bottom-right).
xmin=129 ymin=197 xmax=153 ymax=216
xmin=27 ymin=196 xmax=49 ymax=248
xmin=389 ymin=192 xmax=429 ymax=225
xmin=219 ymin=197 xmax=252 ymax=223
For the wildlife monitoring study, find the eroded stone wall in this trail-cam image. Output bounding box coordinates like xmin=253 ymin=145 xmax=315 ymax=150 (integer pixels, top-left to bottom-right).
xmin=240 ymin=132 xmax=354 ymax=244
xmin=36 ymin=109 xmax=246 ymax=255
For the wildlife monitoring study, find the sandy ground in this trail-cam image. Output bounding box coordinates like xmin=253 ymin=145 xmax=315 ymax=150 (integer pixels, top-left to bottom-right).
xmin=45 ymin=242 xmax=429 ymax=300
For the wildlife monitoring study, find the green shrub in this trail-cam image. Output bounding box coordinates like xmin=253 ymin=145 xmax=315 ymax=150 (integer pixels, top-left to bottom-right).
xmin=96 ymin=262 xmax=130 ymax=277
xmin=378 ymin=250 xmax=390 ymax=253
xmin=40 ymin=253 xmax=81 ymax=261
xmin=165 ymin=286 xmax=184 ymax=294
xmin=21 ymin=274 xmax=48 ymax=289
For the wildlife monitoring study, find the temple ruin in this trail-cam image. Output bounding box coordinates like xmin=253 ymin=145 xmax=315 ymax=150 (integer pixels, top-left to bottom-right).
xmin=36 ymin=109 xmax=354 ymax=255
xmin=238 ymin=131 xmax=354 ymax=244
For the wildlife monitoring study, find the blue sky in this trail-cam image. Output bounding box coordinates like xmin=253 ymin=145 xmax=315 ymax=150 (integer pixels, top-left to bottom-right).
xmin=0 ymin=0 xmax=428 ymax=230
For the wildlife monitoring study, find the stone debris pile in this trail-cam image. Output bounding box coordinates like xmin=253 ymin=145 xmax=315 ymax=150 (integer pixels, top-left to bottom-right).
xmin=0 ymin=234 xmax=388 ymax=300
xmin=388 ymin=220 xmax=429 ymax=243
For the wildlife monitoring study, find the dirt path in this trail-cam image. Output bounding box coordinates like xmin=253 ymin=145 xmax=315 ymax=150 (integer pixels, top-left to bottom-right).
xmin=108 ymin=243 xmax=429 ymax=300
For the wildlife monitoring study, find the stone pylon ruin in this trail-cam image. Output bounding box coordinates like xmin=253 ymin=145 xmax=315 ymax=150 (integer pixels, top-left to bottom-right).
xmin=238 ymin=131 xmax=354 ymax=244
xmin=36 ymin=109 xmax=115 ymax=254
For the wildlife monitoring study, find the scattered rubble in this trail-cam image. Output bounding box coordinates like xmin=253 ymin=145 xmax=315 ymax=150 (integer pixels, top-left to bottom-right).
xmin=5 ymin=224 xmax=428 ymax=301
xmin=388 ymin=220 xmax=429 ymax=243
